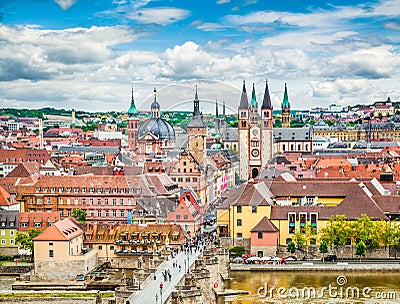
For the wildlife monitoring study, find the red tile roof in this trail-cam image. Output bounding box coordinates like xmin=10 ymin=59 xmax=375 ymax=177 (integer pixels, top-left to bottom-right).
xmin=250 ymin=216 xmax=279 ymax=232
xmin=33 ymin=217 xmax=83 ymax=241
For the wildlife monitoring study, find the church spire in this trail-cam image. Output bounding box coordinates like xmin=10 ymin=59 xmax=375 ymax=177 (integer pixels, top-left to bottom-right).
xmin=281 ymin=83 xmax=290 ymax=108
xmin=261 ymin=79 xmax=272 ymax=110
xmin=193 ymin=85 xmax=201 ymax=117
xmin=128 ymin=84 xmax=139 ymax=116
xmin=251 ymin=83 xmax=257 ymax=107
xmin=238 ymin=80 xmax=249 ymax=109
xmin=223 ymin=100 xmax=226 ymax=117
xmin=215 ymin=99 xmax=219 ymax=118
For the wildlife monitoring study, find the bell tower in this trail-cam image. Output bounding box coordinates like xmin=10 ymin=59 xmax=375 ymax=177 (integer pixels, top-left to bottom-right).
xmin=261 ymin=79 xmax=274 ymax=165
xmin=281 ymin=83 xmax=291 ymax=128
xmin=127 ymin=84 xmax=140 ymax=151
xmin=238 ymin=81 xmax=250 ymax=180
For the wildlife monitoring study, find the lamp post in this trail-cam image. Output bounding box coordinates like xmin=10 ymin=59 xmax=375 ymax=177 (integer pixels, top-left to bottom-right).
xmin=186 ymin=255 xmax=190 ymax=274
xmin=155 ymin=293 xmax=158 ymax=304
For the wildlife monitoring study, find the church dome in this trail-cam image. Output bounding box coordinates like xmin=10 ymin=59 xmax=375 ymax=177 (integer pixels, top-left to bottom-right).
xmin=137 ymin=117 xmax=175 ymax=141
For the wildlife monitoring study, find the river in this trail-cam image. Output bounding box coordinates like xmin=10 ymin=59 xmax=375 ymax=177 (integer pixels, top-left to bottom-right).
xmin=223 ymin=271 xmax=400 ymax=303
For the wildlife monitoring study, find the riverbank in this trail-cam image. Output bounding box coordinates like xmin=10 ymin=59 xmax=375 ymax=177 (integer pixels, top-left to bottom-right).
xmin=230 ymin=262 xmax=400 ymax=272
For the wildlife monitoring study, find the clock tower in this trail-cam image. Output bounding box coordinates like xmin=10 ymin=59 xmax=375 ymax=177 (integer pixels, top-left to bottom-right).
xmin=238 ymin=80 xmax=274 ymax=180
xmin=187 ymin=86 xmax=207 ymax=167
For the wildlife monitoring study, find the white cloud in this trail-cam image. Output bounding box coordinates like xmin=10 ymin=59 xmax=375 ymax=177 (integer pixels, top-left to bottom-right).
xmin=127 ymin=7 xmax=190 ymax=26
xmin=54 ymin=0 xmax=79 ymax=11
xmin=331 ymin=46 xmax=400 ymax=79
xmin=217 ymin=0 xmax=231 ymax=4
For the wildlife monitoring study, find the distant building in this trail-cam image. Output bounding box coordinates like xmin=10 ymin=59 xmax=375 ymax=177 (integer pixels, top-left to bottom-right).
xmin=0 ymin=209 xmax=18 ymax=255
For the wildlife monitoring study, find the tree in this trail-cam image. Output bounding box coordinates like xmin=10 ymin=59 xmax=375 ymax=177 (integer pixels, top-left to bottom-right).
xmin=72 ymin=208 xmax=87 ymax=224
xmin=287 ymin=241 xmax=296 ymax=255
xmin=355 ymin=241 xmax=366 ymax=263
xmin=319 ymin=240 xmax=329 ymax=263
xmin=229 ymin=246 xmax=245 ymax=258
xmin=320 ymin=215 xmax=349 ymax=259
xmin=15 ymin=228 xmax=43 ymax=261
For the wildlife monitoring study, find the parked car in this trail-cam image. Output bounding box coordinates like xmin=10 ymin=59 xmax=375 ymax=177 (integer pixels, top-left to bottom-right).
xmin=285 ymin=256 xmax=297 ymax=262
xmin=322 ymin=254 xmax=337 ymax=262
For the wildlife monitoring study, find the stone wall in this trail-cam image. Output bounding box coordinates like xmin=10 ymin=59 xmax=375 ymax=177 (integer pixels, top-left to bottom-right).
xmin=220 ymin=237 xmax=251 ymax=252
xmin=35 ymin=250 xmax=98 ymax=281
xmin=0 ymin=246 xmax=18 ymax=256
xmin=277 ymin=245 xmax=391 ymax=259
xmin=251 ymin=246 xmax=277 ymax=257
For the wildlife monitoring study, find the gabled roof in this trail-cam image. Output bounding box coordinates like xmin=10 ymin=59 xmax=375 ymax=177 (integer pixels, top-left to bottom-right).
xmin=33 ymin=217 xmax=82 ymax=241
xmin=251 ymin=216 xmax=278 ymax=232
xmin=0 ymin=185 xmax=15 ymax=207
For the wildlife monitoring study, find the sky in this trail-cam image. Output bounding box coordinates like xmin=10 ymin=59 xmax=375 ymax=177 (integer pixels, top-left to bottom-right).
xmin=0 ymin=0 xmax=399 ymax=113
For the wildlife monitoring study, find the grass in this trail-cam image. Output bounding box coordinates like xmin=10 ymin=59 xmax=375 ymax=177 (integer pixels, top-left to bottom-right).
xmin=0 ymin=292 xmax=114 ymax=299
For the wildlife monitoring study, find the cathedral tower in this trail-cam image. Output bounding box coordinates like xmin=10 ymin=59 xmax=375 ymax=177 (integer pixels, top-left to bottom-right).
xmin=261 ymin=79 xmax=274 ymax=165
xmin=187 ymin=86 xmax=207 ymax=166
xmin=238 ymin=81 xmax=250 ymax=180
xmin=281 ymin=83 xmax=291 ymax=128
xmin=127 ymin=84 xmax=140 ymax=151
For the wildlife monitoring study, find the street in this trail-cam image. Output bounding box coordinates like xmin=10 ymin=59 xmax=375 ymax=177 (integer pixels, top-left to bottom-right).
xmin=127 ymin=249 xmax=201 ymax=304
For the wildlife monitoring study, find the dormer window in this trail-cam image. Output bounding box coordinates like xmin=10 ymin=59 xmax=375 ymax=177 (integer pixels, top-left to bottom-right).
xmin=97 ymin=188 xmax=102 ymax=194
xmin=66 ymin=188 xmax=71 ymax=193
xmin=58 ymin=187 xmax=63 ymax=193
xmin=89 ymin=188 xmax=95 ymax=193
xmin=35 ymin=187 xmax=40 ymax=193
xmin=74 ymin=188 xmax=79 ymax=193
xmin=113 ymin=188 xmax=118 ymax=194
xmin=82 ymin=188 xmax=86 ymax=193
xmin=105 ymin=188 xmax=110 ymax=194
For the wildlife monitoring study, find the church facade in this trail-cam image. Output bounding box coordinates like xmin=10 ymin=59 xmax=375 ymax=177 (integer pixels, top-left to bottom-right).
xmin=238 ymin=80 xmax=291 ymax=180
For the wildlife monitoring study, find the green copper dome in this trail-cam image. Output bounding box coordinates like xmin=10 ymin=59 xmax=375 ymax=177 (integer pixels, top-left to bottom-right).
xmin=251 ymin=83 xmax=258 ymax=107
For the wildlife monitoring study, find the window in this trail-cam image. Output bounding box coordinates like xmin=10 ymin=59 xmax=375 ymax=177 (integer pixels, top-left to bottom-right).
xmin=299 ymin=213 xmax=307 ymax=233
xmin=105 ymin=210 xmax=109 ymax=217
xmin=110 ymin=245 xmax=114 ymax=250
xmin=236 ymin=233 xmax=242 ymax=238
xmin=90 ymin=210 xmax=94 ymax=217
xmin=98 ymin=245 xmax=103 ymax=250
xmin=237 ymin=206 xmax=242 ymax=213
xmin=10 ymin=230 xmax=14 ymax=236
xmin=120 ymin=210 xmax=124 ymax=217
xmin=120 ymin=199 xmax=124 ymax=205
xmin=0 ymin=231 xmax=5 ymax=236
xmin=49 ymin=250 xmax=54 ymax=257
xmin=105 ymin=199 xmax=108 ymax=205
xmin=97 ymin=199 xmax=101 ymax=205
xmin=192 ymin=177 xmax=197 ymax=182
xmin=90 ymin=198 xmax=94 ymax=205
xmin=34 ymin=222 xmax=42 ymax=228
xmin=74 ymin=198 xmax=79 ymax=205
xmin=1 ymin=239 xmax=5 ymax=245
xmin=258 ymin=232 xmax=263 ymax=239
xmin=60 ymin=210 xmax=63 ymax=217
xmin=237 ymin=219 xmax=242 ymax=226
xmin=128 ymin=199 xmax=132 ymax=206
xmin=112 ymin=199 xmax=116 ymax=205
xmin=176 ymin=214 xmax=181 ymax=219
xmin=67 ymin=209 xmax=71 ymax=216
xmin=310 ymin=213 xmax=318 ymax=233
xmin=82 ymin=198 xmax=86 ymax=205
xmin=185 ymin=177 xmax=190 ymax=182
xmin=252 ymin=206 xmax=257 ymax=213
xmin=10 ymin=239 xmax=14 ymax=244
xmin=112 ymin=210 xmax=117 ymax=217
xmin=98 ymin=210 xmax=102 ymax=217
xmin=184 ymin=214 xmax=188 ymax=220
xmin=20 ymin=222 xmax=28 ymax=228
xmin=49 ymin=242 xmax=53 ymax=246
xmin=184 ymin=224 xmax=189 ymax=231
xmin=288 ymin=213 xmax=296 ymax=234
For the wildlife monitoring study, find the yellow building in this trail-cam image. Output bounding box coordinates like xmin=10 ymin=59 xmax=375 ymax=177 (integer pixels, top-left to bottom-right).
xmin=217 ymin=174 xmax=392 ymax=253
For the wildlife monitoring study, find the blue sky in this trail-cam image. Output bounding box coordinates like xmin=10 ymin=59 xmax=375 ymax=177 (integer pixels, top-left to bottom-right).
xmin=0 ymin=0 xmax=399 ymax=113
